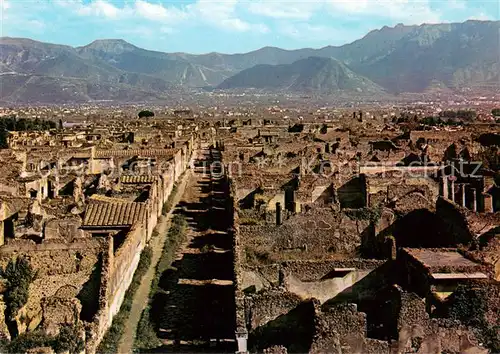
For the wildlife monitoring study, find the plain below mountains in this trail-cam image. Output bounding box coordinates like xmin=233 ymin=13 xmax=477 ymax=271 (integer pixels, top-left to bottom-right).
xmin=0 ymin=20 xmax=498 ymax=103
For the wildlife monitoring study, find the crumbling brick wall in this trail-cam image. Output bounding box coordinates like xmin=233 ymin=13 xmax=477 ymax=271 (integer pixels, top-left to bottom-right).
xmin=246 ymin=290 xmax=316 ymax=353
xmin=311 ymin=303 xmax=379 ymax=354
xmin=240 ymin=208 xmax=371 ymax=264
xmin=0 ymin=239 xmax=104 ymax=339
xmin=435 ymin=197 xmax=474 ymax=245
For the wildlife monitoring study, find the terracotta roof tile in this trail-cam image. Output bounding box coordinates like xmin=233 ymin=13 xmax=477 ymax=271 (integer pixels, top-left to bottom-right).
xmin=82 ymin=202 xmax=145 ymax=227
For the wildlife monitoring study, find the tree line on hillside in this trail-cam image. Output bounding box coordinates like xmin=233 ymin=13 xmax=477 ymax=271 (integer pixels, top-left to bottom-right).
xmin=438 ymin=110 xmax=476 ymax=120
xmin=0 ymin=116 xmax=57 ymax=148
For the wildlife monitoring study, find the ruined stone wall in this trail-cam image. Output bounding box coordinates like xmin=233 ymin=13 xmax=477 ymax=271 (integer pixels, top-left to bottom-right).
xmin=240 ymin=208 xmax=371 ymax=263
xmin=44 ymin=217 xmax=84 ymax=241
xmin=336 ymin=176 xmax=366 ymax=209
xmin=245 ymin=289 xmax=303 ymax=331
xmin=0 ymin=238 xmax=104 ymax=339
xmin=409 ymin=130 xmax=470 ymax=143
xmin=367 ymin=175 xmax=439 ymax=209
xmin=86 ymin=237 xmax=113 ymax=353
xmin=231 ymin=180 xmax=248 ymax=344
xmin=311 ymin=303 xmax=391 ymax=354
xmin=161 ymin=164 xmax=175 ymax=205
xmin=0 ymin=182 xmax=19 ymax=197
xmin=392 ymin=285 xmax=482 ymax=354
xmin=89 ymin=158 xmax=113 ymax=175
xmin=145 ymin=198 xmax=157 ymax=242
xmin=89 ymin=141 xmax=193 ymax=352
xmin=107 ymin=224 xmax=145 ymax=322
xmin=284 ymin=271 xmax=373 ymax=304
xmin=435 ymin=197 xmax=474 ymax=245
xmin=0 ymin=238 xmax=103 ymax=275
xmin=241 ymin=260 xmax=389 ymax=306
xmin=173 ymin=149 xmax=183 ymax=181
xmin=280 ymin=259 xmax=385 ymax=281
xmin=360 ymin=165 xmax=441 ymax=176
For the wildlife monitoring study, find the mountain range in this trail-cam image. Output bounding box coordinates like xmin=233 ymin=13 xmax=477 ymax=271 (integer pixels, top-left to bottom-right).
xmin=0 ymin=20 xmax=498 ymax=103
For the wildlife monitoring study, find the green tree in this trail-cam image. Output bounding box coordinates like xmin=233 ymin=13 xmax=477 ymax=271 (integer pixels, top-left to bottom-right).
xmin=492 ymin=108 xmax=500 ymax=117
xmin=1 ymin=257 xmax=36 ymax=320
xmin=53 ymin=325 xmax=84 ymax=353
xmin=138 ymin=110 xmax=154 ymax=118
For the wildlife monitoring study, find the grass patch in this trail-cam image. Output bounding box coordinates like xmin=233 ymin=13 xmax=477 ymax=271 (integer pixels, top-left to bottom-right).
xmin=201 ymin=244 xmax=215 ymax=253
xmin=96 ymin=246 xmax=153 ymax=354
xmin=245 ymin=247 xmax=273 ymax=266
xmin=344 ymin=207 xmax=382 ymax=223
xmin=240 ymin=217 xmax=263 ymax=226
xmin=162 ymin=183 xmax=178 ymax=215
xmin=134 ymin=215 xmax=188 ymax=350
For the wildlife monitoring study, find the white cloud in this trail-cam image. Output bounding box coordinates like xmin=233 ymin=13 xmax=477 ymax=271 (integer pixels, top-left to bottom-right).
xmin=1 ymin=0 xmax=9 ymax=11
xmin=188 ymin=0 xmax=268 ymax=32
xmin=134 ymin=0 xmax=186 ymax=22
xmin=468 ymin=12 xmax=494 ymax=21
xmin=27 ymin=19 xmax=46 ymax=30
xmin=159 ymin=26 xmax=174 ymax=34
xmin=327 ymin=0 xmax=442 ymax=24
xmin=279 ymin=22 xmax=355 ymax=43
xmin=55 ymin=0 xmax=267 ymax=34
xmin=448 ymin=0 xmax=467 ymax=10
xmin=247 ymin=1 xmax=318 ymax=20
xmin=77 ymin=0 xmax=122 ymax=19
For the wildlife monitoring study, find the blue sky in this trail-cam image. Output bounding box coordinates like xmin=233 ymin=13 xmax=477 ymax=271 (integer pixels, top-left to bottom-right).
xmin=1 ymin=0 xmax=499 ymax=53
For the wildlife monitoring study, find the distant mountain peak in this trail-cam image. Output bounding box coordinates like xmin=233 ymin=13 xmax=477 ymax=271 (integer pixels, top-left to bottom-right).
xmin=0 ymin=19 xmax=498 ymax=103
xmin=79 ymin=39 xmax=137 ymax=53
xmin=217 ymin=56 xmax=385 ymax=93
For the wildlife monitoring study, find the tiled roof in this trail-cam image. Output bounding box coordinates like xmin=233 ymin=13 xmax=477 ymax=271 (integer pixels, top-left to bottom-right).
xmin=89 ymin=195 xmax=130 ymax=203
xmin=120 ymin=175 xmax=157 ymax=184
xmin=94 ymin=149 xmax=175 ymax=158
xmin=72 ymin=152 xmax=91 ymax=159
xmin=82 ymin=202 xmax=145 ymax=227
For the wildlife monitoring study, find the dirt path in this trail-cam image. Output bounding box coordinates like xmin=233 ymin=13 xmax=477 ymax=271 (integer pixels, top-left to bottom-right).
xmin=117 ymin=166 xmax=192 ymax=354
xmin=154 ymin=147 xmax=236 ymax=352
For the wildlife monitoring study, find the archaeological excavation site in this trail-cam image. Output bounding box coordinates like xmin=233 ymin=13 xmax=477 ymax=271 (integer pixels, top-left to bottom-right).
xmin=0 ymin=105 xmax=497 ymax=354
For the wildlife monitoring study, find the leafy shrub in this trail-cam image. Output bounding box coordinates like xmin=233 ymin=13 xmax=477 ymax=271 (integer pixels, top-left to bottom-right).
xmin=154 ymin=215 xmax=187 ymax=287
xmin=162 ymin=183 xmax=179 ymax=215
xmin=240 ymin=217 xmax=262 ymax=225
xmin=201 ymin=244 xmax=215 ymax=253
xmin=52 ymin=324 xmax=85 ymax=354
xmin=134 ymin=305 xmax=161 ymax=350
xmin=345 ymin=207 xmax=382 ymax=223
xmin=1 ymin=257 xmax=36 ymax=320
xmin=245 ymin=247 xmax=272 ymax=265
xmin=448 ymin=284 xmax=499 ymax=352
xmin=6 ymin=324 xmax=83 ymax=354
xmin=7 ymin=331 xmax=53 ymax=353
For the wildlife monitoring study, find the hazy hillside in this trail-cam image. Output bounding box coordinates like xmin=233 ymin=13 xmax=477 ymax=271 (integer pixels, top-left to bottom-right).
xmin=76 ymin=39 xmax=228 ymax=87
xmin=345 ymin=20 xmax=500 ymax=92
xmin=0 ymin=20 xmax=498 ymax=103
xmin=217 ymin=57 xmax=385 ymax=93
